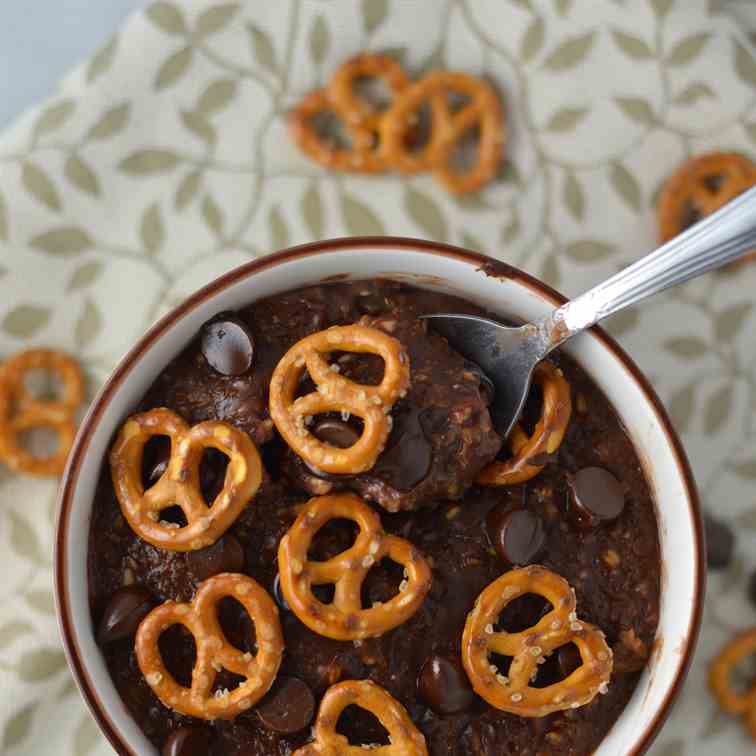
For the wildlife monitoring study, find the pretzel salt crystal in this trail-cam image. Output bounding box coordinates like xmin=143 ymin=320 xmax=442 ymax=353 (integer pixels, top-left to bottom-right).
xmin=293 ymin=680 xmax=428 ymax=755
xmin=269 ymin=325 xmax=410 ymax=475
xmin=462 ymin=566 xmax=613 ymax=717
xmin=278 ymin=493 xmax=431 ymax=640
xmin=0 ymin=349 xmax=84 ymax=477
xmin=136 ymin=573 xmax=283 ymax=720
xmin=110 ymin=408 xmax=262 ymax=551
xmin=477 ymin=361 xmax=571 ymax=486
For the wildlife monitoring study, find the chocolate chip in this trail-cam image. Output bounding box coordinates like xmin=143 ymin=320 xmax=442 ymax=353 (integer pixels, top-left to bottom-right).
xmin=463 ymin=359 xmax=495 ymax=406
xmin=748 ymin=569 xmax=756 ymax=609
xmin=162 ymin=725 xmax=213 ymax=756
xmin=98 ymin=586 xmax=155 ymax=644
xmin=702 ymin=173 xmax=724 ymax=193
xmin=256 ymin=676 xmax=315 ymax=734
xmin=704 ymin=514 xmax=735 ymax=569
xmin=143 ymin=436 xmax=171 ymax=487
xmin=680 ymin=200 xmax=702 ymax=232
xmin=486 ymin=504 xmax=546 ymax=565
xmin=356 ymin=291 xmax=387 ymax=315
xmin=557 ymin=644 xmax=582 ymax=678
xmin=373 ymin=407 xmax=432 ymax=491
xmin=418 ymin=655 xmax=475 ymax=715
xmin=273 ymin=572 xmax=290 ymax=611
xmin=201 ymin=315 xmax=254 ymax=376
xmin=567 ymin=467 xmax=625 ymax=529
xmin=186 ymin=534 xmax=245 ymax=581
xmin=312 ymin=418 xmax=361 ymax=449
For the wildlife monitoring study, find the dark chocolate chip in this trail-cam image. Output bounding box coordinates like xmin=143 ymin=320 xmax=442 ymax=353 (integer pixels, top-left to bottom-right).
xmin=704 ymin=514 xmax=735 ymax=569
xmin=418 ymin=655 xmax=475 ymax=715
xmin=201 ymin=315 xmax=254 ymax=376
xmin=186 ymin=534 xmax=245 ymax=581
xmin=356 ymin=291 xmax=387 ymax=315
xmin=373 ymin=408 xmax=432 ymax=491
xmin=702 ymin=173 xmax=724 ymax=193
xmin=98 ymin=586 xmax=155 ymax=644
xmin=256 ymin=676 xmax=315 ymax=734
xmin=567 ymin=467 xmax=625 ymax=529
xmin=748 ymin=569 xmax=756 ymax=609
xmin=162 ymin=725 xmax=213 ymax=756
xmin=273 ymin=573 xmax=290 ymax=611
xmin=680 ymin=200 xmax=702 ymax=232
xmin=463 ymin=359 xmax=495 ymax=406
xmin=557 ymin=644 xmax=582 ymax=678
xmin=486 ymin=504 xmax=546 ymax=565
xmin=312 ymin=418 xmax=361 ymax=449
xmin=143 ymin=436 xmax=171 ymax=487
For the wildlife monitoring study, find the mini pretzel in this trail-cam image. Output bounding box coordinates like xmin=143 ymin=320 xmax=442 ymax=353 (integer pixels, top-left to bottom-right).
xmin=0 ymin=349 xmax=84 ymax=477
xmin=709 ymin=628 xmax=756 ymax=741
xmin=289 ymin=54 xmax=409 ymax=174
xmin=293 ymin=680 xmax=428 ymax=756
xmin=110 ymin=408 xmax=262 ymax=551
xmin=269 ymin=325 xmax=410 ymax=475
xmin=659 ymin=152 xmax=756 ymax=244
xmin=461 ymin=566 xmax=613 ymax=717
xmin=380 ymin=71 xmax=505 ymax=194
xmin=278 ymin=493 xmax=431 ymax=640
xmin=135 ymin=573 xmax=284 ymax=720
xmin=477 ymin=361 xmax=571 ymax=487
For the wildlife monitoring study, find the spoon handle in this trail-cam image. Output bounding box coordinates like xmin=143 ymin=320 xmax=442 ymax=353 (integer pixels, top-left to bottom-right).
xmin=538 ymin=185 xmax=756 ymax=352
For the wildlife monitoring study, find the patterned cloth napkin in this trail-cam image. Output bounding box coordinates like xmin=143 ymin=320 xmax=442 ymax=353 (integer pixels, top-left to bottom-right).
xmin=1 ymin=0 xmax=755 ymax=753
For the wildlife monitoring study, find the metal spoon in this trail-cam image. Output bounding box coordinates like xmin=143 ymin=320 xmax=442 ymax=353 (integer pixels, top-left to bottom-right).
xmin=425 ymin=185 xmax=756 ymax=437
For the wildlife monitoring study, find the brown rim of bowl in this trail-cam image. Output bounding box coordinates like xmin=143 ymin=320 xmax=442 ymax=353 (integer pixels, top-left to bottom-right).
xmin=54 ymin=236 xmax=705 ymax=756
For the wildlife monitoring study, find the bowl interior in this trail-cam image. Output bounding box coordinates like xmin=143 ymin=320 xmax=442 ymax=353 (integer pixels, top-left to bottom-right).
xmin=57 ymin=240 xmax=702 ymax=756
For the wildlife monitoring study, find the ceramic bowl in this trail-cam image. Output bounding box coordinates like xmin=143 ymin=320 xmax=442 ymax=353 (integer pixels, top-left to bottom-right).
xmin=55 ymin=237 xmax=705 ymax=755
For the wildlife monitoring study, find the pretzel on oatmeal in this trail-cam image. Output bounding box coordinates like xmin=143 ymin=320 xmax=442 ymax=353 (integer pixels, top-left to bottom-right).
xmin=379 ymin=71 xmax=505 ymax=194
xmin=289 ymin=54 xmax=409 ymax=174
xmin=278 ymin=493 xmax=431 ymax=641
xmin=293 ymin=680 xmax=428 ymax=756
xmin=461 ymin=566 xmax=613 ymax=717
xmin=0 ymin=349 xmax=84 ymax=477
xmin=136 ymin=573 xmax=283 ymax=720
xmin=110 ymin=407 xmax=262 ymax=552
xmin=477 ymin=361 xmax=571 ymax=487
xmin=269 ymin=325 xmax=410 ymax=476
xmin=709 ymin=628 xmax=756 ymax=741
xmin=658 ymin=152 xmax=756 ymax=247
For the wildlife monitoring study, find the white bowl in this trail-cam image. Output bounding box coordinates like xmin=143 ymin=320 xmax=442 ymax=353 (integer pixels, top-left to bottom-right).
xmin=55 ymin=237 xmax=705 ymax=755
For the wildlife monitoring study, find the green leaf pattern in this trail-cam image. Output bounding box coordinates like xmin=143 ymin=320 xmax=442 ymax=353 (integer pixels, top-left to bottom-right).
xmin=0 ymin=1 xmax=755 ymax=753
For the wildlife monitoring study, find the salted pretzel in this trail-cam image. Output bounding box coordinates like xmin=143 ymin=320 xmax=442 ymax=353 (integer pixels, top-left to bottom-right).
xmin=380 ymin=71 xmax=505 ymax=194
xmin=293 ymin=680 xmax=428 ymax=756
xmin=289 ymin=54 xmax=409 ymax=174
xmin=269 ymin=325 xmax=410 ymax=475
xmin=135 ymin=573 xmax=283 ymax=720
xmin=462 ymin=566 xmax=613 ymax=717
xmin=0 ymin=349 xmax=84 ymax=477
xmin=110 ymin=408 xmax=262 ymax=551
xmin=659 ymin=152 xmax=756 ymax=245
xmin=709 ymin=628 xmax=756 ymax=741
xmin=278 ymin=493 xmax=431 ymax=640
xmin=477 ymin=361 xmax=571 ymax=487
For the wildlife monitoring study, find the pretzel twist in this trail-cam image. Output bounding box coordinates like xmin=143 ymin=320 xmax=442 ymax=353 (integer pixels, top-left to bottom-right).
xmin=659 ymin=152 xmax=756 ymax=243
xmin=110 ymin=408 xmax=262 ymax=551
xmin=379 ymin=71 xmax=505 ymax=195
xmin=462 ymin=566 xmax=613 ymax=717
xmin=278 ymin=493 xmax=431 ymax=640
xmin=477 ymin=361 xmax=571 ymax=486
xmin=289 ymin=54 xmax=409 ymax=174
xmin=0 ymin=349 xmax=84 ymax=477
xmin=269 ymin=325 xmax=410 ymax=475
xmin=293 ymin=680 xmax=428 ymax=756
xmin=135 ymin=573 xmax=283 ymax=720
xmin=709 ymin=628 xmax=756 ymax=741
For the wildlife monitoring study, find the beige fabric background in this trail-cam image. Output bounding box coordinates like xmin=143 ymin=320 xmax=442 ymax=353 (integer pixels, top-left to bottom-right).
xmin=0 ymin=0 xmax=755 ymax=753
